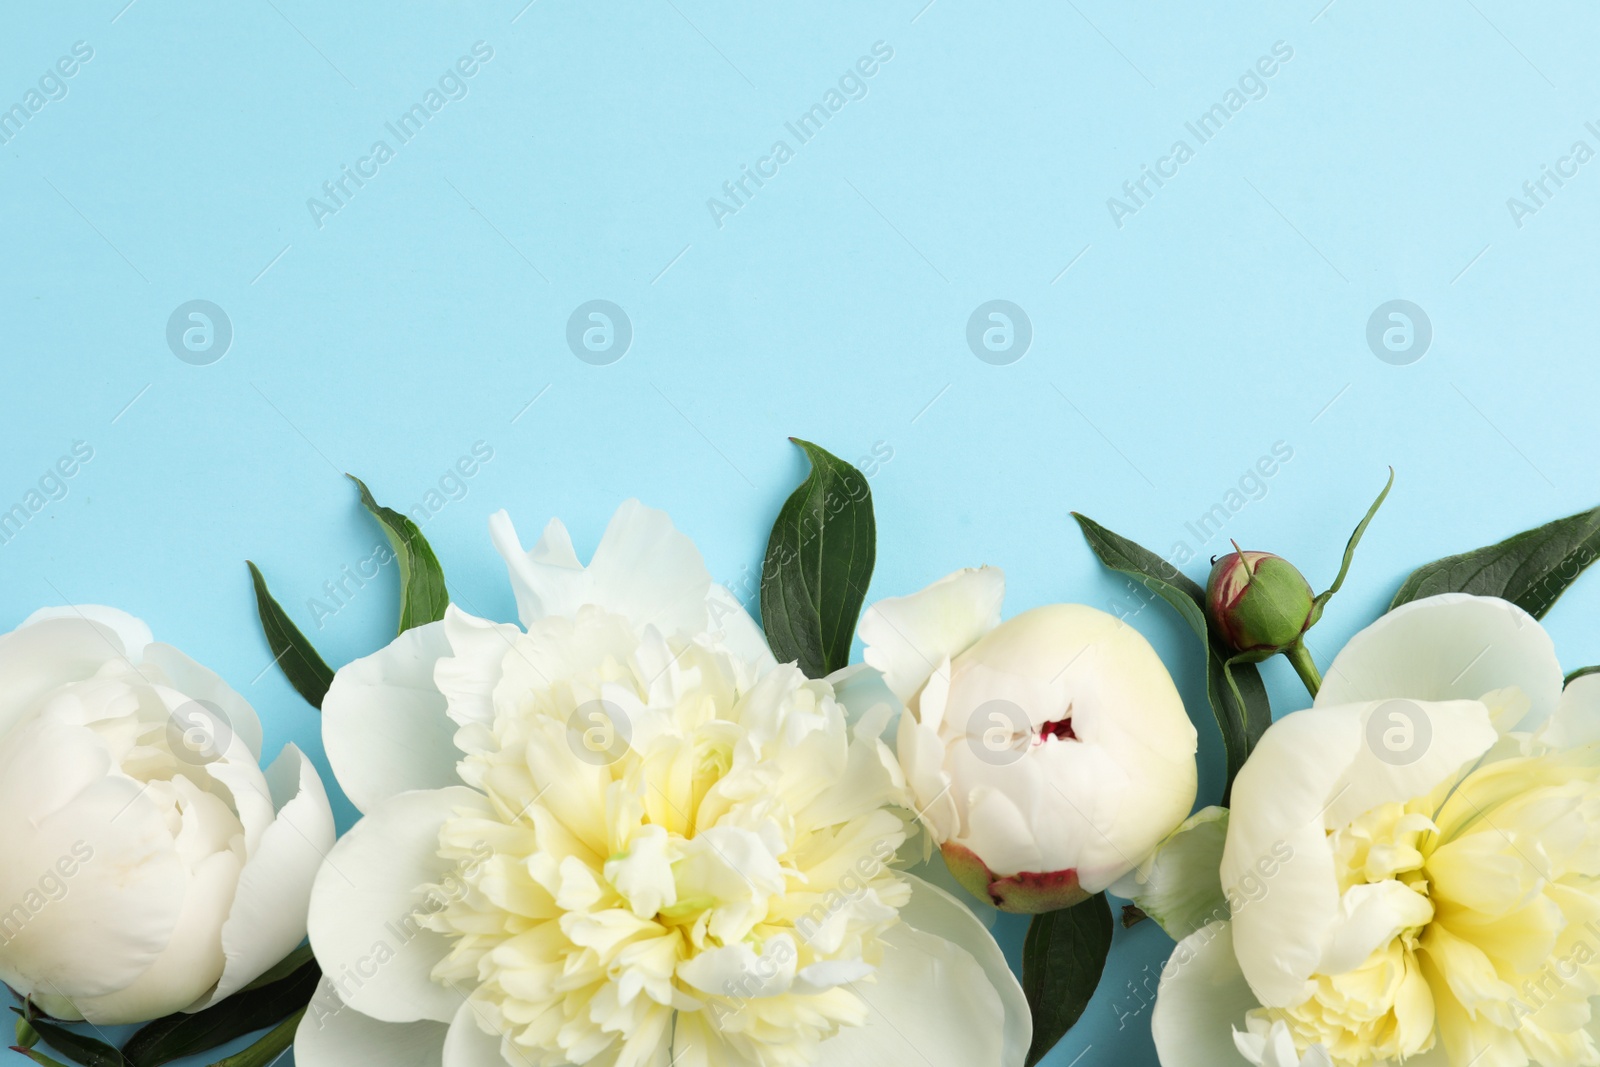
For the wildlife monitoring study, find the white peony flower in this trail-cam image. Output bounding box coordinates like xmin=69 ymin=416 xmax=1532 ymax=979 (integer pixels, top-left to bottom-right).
xmin=1152 ymin=593 xmax=1600 ymax=1066
xmin=298 ymin=501 xmax=1031 ymax=1067
xmin=0 ymin=606 xmax=334 ymax=1024
xmin=859 ymin=567 xmax=1199 ymax=912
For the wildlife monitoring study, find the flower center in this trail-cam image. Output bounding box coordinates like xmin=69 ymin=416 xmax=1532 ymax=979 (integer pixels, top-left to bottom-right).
xmin=1038 ymin=716 xmax=1078 ymax=743
xmin=417 ymin=623 xmax=911 ymax=1067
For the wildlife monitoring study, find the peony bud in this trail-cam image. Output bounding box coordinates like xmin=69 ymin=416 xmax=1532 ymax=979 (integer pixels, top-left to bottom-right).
xmin=860 ymin=567 xmax=1199 ymax=915
xmin=1205 ymin=549 xmax=1315 ymax=654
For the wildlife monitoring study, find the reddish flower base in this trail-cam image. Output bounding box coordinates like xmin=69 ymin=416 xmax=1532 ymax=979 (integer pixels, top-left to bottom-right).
xmin=940 ymin=841 xmax=1090 ymax=914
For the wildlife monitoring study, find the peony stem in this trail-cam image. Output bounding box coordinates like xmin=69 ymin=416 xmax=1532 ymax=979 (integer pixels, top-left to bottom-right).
xmin=1284 ymin=640 xmax=1322 ymax=697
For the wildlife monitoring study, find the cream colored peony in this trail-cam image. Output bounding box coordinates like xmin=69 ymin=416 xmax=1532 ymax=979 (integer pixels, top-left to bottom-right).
xmin=859 ymin=567 xmax=1198 ymax=913
xmin=297 ymin=501 xmax=1030 ymax=1067
xmin=0 ymin=606 xmax=333 ymax=1024
xmin=1152 ymin=593 xmax=1600 ymax=1067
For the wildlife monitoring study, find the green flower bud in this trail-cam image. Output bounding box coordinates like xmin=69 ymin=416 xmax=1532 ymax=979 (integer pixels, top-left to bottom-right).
xmin=1206 ymin=549 xmax=1315 ymax=653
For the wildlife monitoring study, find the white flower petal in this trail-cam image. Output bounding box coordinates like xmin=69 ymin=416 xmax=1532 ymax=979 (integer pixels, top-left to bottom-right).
xmin=1538 ymin=671 xmax=1600 ymax=750
xmin=140 ymin=642 xmax=265 ymax=762
xmin=0 ymin=717 xmax=186 ymax=1000
xmin=0 ymin=615 xmax=132 ymax=739
xmin=860 ymin=567 xmax=1005 ymax=702
xmin=324 ymin=621 xmax=461 ymax=814
xmin=1318 ymin=880 xmax=1433 ymax=977
xmin=308 ymin=787 xmax=490 ymax=1023
xmin=442 ymin=999 xmax=519 ymax=1067
xmin=433 ymin=606 xmax=520 ymax=735
xmin=893 ymin=872 xmax=1031 ymax=1065
xmin=1316 ymin=593 xmax=1563 ymax=732
xmin=706 ymin=583 xmax=777 ymax=671
xmin=21 ymin=605 xmax=152 ymax=659
xmin=1151 ymin=921 xmax=1259 ymax=1067
xmin=813 ymin=923 xmax=1009 ymax=1066
xmin=296 ymin=977 xmax=447 ymax=1067
xmin=194 ymin=745 xmax=335 ymax=1009
xmin=489 ymin=501 xmax=712 ymax=636
xmin=67 ymin=847 xmax=241 ymax=1024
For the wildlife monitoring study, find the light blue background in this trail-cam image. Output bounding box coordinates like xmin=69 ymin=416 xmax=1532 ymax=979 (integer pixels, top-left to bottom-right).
xmin=5 ymin=1 xmax=1600 ymax=1064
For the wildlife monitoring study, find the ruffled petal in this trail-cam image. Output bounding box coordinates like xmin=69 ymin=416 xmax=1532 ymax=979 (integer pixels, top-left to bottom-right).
xmin=1316 ymin=594 xmax=1563 ymax=732
xmin=324 ymin=621 xmax=461 ymax=814
xmin=192 ymin=745 xmax=335 ymax=1009
xmin=1151 ymin=921 xmax=1259 ymax=1067
xmin=307 ymin=787 xmax=490 ymax=1024
xmin=489 ymin=501 xmax=712 ymax=636
xmin=1222 ymin=699 xmax=1495 ymax=1008
xmin=859 ymin=567 xmax=1004 ymax=703
xmin=296 ymin=977 xmax=448 ymax=1067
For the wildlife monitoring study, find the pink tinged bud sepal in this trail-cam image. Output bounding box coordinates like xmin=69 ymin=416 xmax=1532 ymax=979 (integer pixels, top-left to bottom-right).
xmin=941 ymin=841 xmax=1091 ymax=915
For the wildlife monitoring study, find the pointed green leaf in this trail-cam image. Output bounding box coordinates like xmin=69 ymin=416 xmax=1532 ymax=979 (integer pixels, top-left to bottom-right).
xmin=5 ymin=1014 xmax=123 ymax=1067
xmin=1022 ymin=893 xmax=1114 ymax=1067
xmin=246 ymin=562 xmax=335 ymax=710
xmin=347 ymin=474 xmax=449 ymax=633
xmin=1310 ymin=468 xmax=1394 ymax=624
xmin=11 ymin=1047 xmax=73 ymax=1067
xmin=1391 ymin=503 xmax=1600 ymax=618
xmin=203 ymin=1007 xmax=304 ymax=1067
xmin=1072 ymin=513 xmax=1270 ymax=799
xmin=123 ymin=955 xmax=319 ymax=1067
xmin=760 ymin=439 xmax=876 ymax=678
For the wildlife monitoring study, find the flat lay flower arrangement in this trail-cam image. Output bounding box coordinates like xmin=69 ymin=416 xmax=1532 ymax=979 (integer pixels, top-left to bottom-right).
xmin=4 ymin=441 xmax=1600 ymax=1067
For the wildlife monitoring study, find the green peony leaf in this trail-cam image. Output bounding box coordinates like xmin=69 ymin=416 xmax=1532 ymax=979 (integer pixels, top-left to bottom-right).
xmin=11 ymin=1047 xmax=73 ymax=1067
xmin=5 ymin=1013 xmax=124 ymax=1067
xmin=246 ymin=561 xmax=335 ymax=710
xmin=1391 ymin=503 xmax=1600 ymax=618
xmin=759 ymin=439 xmax=876 ymax=678
xmin=1022 ymin=893 xmax=1114 ymax=1067
xmin=1072 ymin=513 xmax=1270 ymax=801
xmin=202 ymin=1008 xmax=304 ymax=1067
xmin=122 ymin=952 xmax=318 ymax=1067
xmin=348 ymin=474 xmax=449 ymax=633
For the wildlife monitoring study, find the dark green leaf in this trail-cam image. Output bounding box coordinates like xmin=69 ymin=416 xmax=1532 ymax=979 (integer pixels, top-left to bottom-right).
xmin=1072 ymin=514 xmax=1271 ymax=798
xmin=246 ymin=562 xmax=335 ymax=710
xmin=347 ymin=474 xmax=449 ymax=633
xmin=1566 ymin=665 xmax=1600 ymax=686
xmin=6 ymin=1015 xmax=124 ymax=1067
xmin=1022 ymin=893 xmax=1114 ymax=1067
xmin=1310 ymin=468 xmax=1394 ymax=624
xmin=123 ymin=957 xmax=319 ymax=1067
xmin=204 ymin=1008 xmax=304 ymax=1067
xmin=1391 ymin=503 xmax=1600 ymax=618
xmin=11 ymin=1047 xmax=73 ymax=1067
xmin=760 ymin=439 xmax=876 ymax=678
